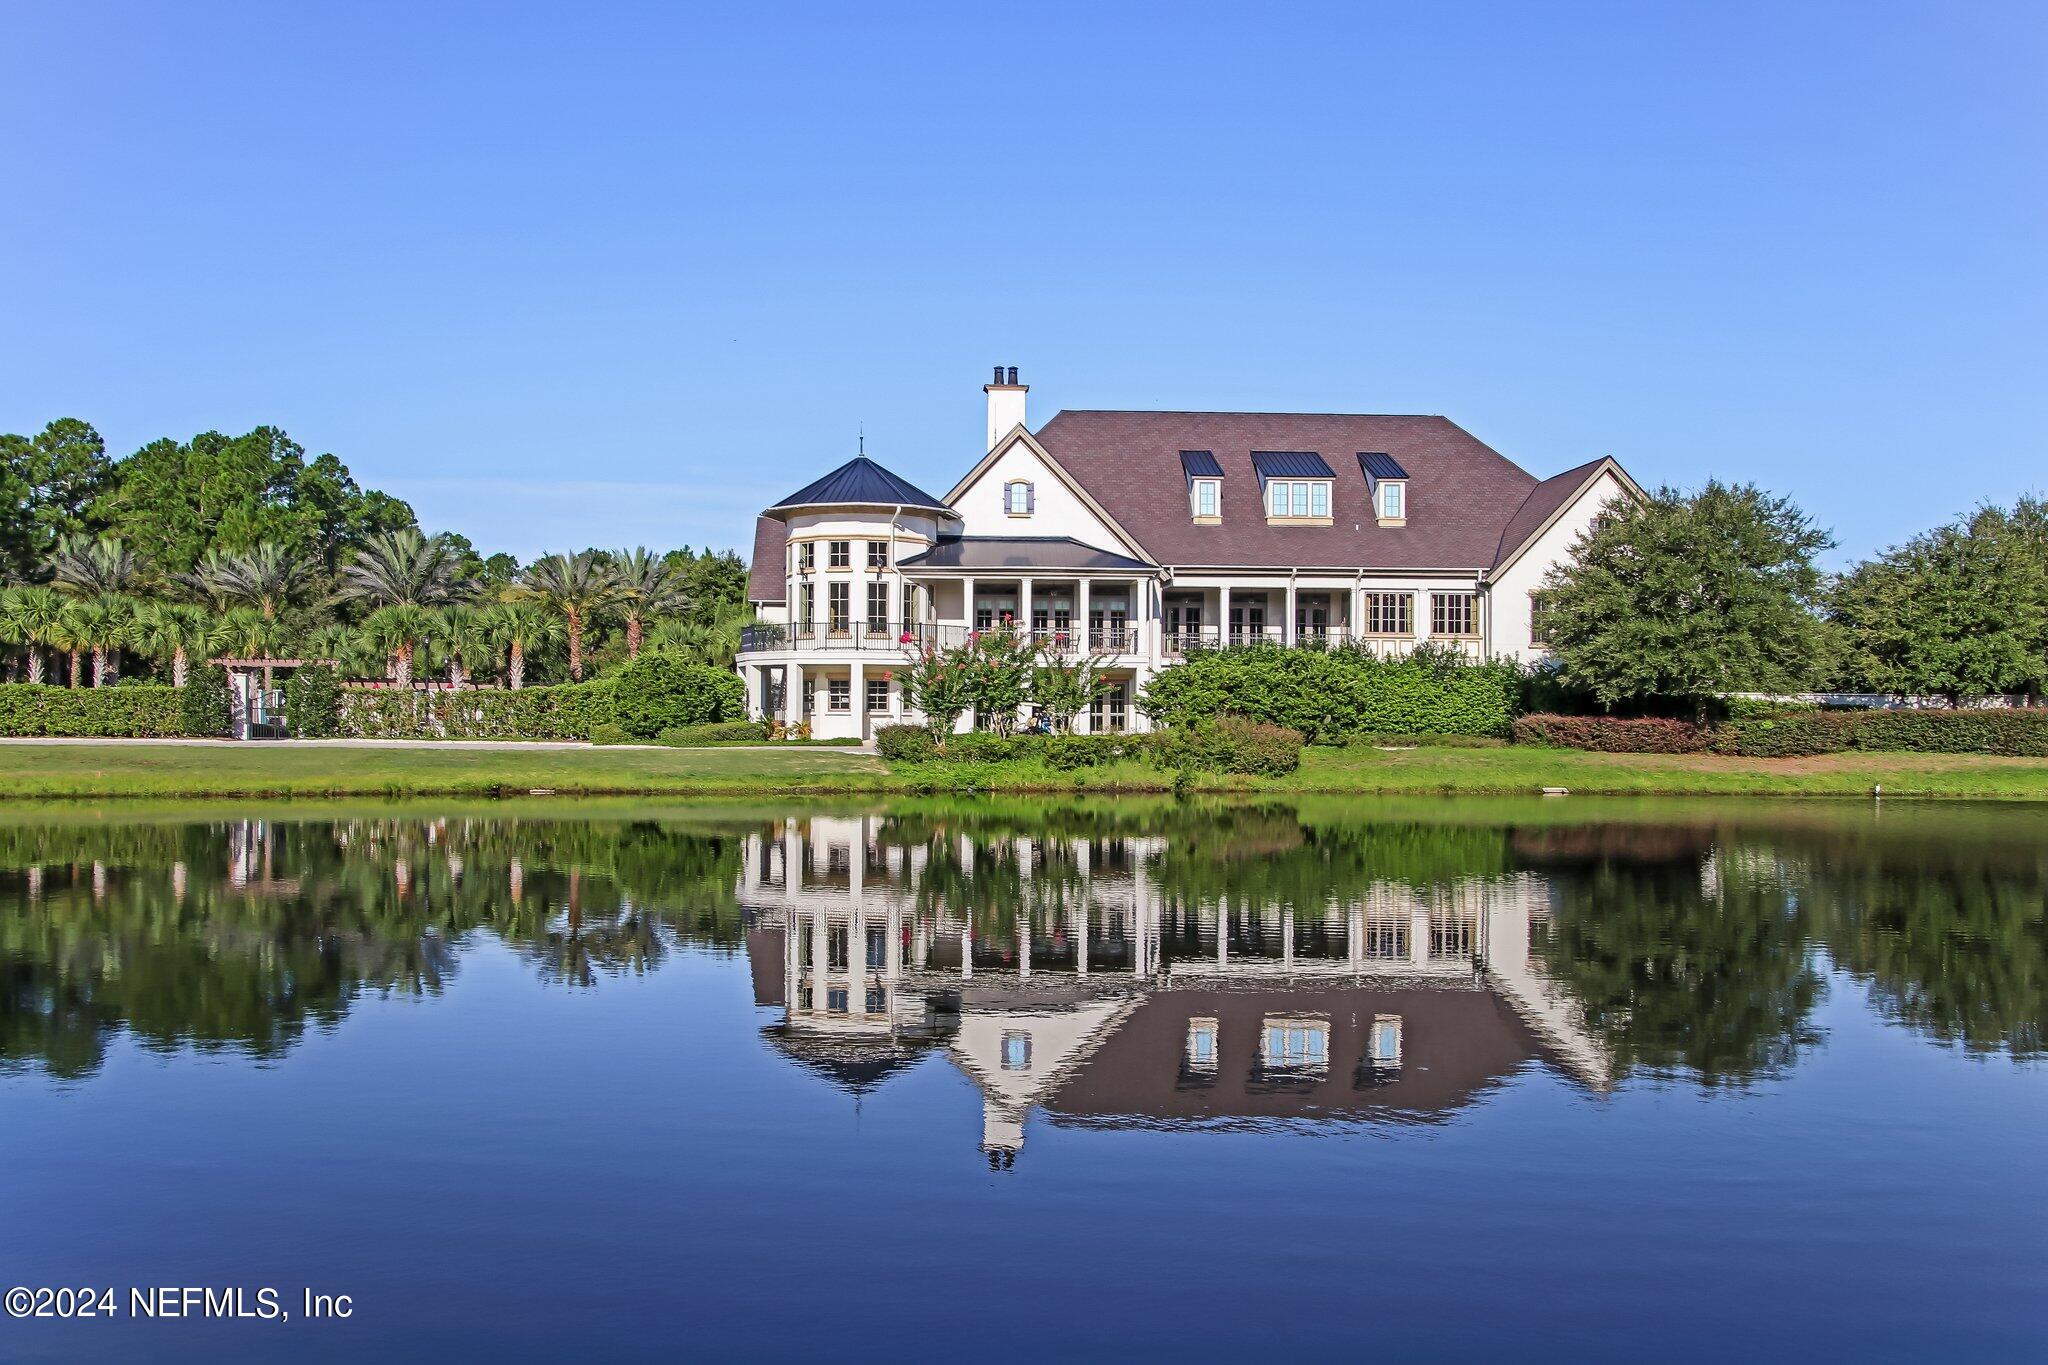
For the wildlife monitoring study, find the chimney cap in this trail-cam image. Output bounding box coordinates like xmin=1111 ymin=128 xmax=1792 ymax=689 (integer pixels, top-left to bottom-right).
xmin=984 ymin=364 xmax=1026 ymax=390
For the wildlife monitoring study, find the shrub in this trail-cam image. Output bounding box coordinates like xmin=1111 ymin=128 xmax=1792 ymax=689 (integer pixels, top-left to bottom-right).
xmin=610 ymin=653 xmax=747 ymax=739
xmin=657 ymin=721 xmax=768 ymax=745
xmin=1043 ymin=734 xmax=1151 ymax=770
xmin=1154 ymin=716 xmax=1304 ymax=775
xmin=942 ymin=732 xmax=1045 ymax=764
xmin=283 ymin=664 xmax=342 ymax=738
xmin=1513 ymin=714 xmax=1712 ymax=753
xmin=338 ymin=680 xmax=616 ymax=740
xmin=1140 ymin=644 xmax=1521 ymax=742
xmin=587 ymin=722 xmax=633 ymax=746
xmin=1711 ymin=710 xmax=1855 ymax=757
xmin=0 ymin=683 xmax=187 ymax=738
xmin=875 ymin=724 xmax=940 ymax=763
xmin=1848 ymin=708 xmax=2048 ymax=757
xmin=181 ymin=665 xmax=234 ymax=737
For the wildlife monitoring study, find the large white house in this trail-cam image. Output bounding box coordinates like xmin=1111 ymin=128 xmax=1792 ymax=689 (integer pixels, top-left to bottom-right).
xmin=740 ymin=367 xmax=1638 ymax=738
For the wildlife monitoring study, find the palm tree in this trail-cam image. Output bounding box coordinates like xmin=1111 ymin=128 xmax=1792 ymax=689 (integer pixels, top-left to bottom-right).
xmin=48 ymin=603 xmax=86 ymax=687
xmin=514 ymin=551 xmax=615 ymax=681
xmin=335 ymin=529 xmax=471 ymax=609
xmin=303 ymin=621 xmax=372 ymax=678
xmin=129 ymin=601 xmax=212 ymax=687
xmin=610 ymin=548 xmax=687 ymax=658
xmin=50 ymin=535 xmax=138 ymax=600
xmin=66 ymin=596 xmax=134 ymax=686
xmin=359 ymin=604 xmax=436 ymax=688
xmin=209 ymin=606 xmax=294 ymax=664
xmin=433 ymin=605 xmax=495 ymax=688
xmin=0 ymin=586 xmax=66 ymax=685
xmin=186 ymin=543 xmax=314 ymax=618
xmin=645 ymin=613 xmax=749 ymax=670
xmin=484 ymin=601 xmax=561 ymax=690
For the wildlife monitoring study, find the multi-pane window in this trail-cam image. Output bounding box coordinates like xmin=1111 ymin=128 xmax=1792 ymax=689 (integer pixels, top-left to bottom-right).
xmin=827 ymin=677 xmax=850 ymax=711
xmin=826 ymin=924 xmax=848 ymax=968
xmin=1185 ymin=1019 xmax=1219 ymax=1073
xmin=1429 ymin=915 xmax=1475 ymax=961
xmin=867 ymin=540 xmax=888 ymax=568
xmin=1364 ymin=592 xmax=1412 ymax=636
xmin=1266 ymin=480 xmax=1330 ymax=518
xmin=866 ymin=926 xmax=886 ymax=968
xmin=1000 ymin=1031 xmax=1033 ymax=1071
xmin=827 ymin=582 xmax=850 ymax=631
xmin=1260 ymin=1019 xmax=1330 ymax=1071
xmin=798 ymin=541 xmax=815 ymax=571
xmin=1378 ymin=481 xmax=1405 ymax=519
xmin=1089 ymin=681 xmax=1129 ymax=733
xmin=1362 ymin=916 xmax=1410 ymax=960
xmin=828 ymin=540 xmax=850 ymax=569
xmin=866 ymin=582 xmax=889 ymax=632
xmin=1192 ymin=479 xmax=1219 ymax=518
xmin=1529 ymin=590 xmax=1557 ymax=647
xmin=1006 ymin=481 xmax=1034 ymax=516
xmin=864 ymin=986 xmax=886 ymax=1014
xmin=1369 ymin=1016 xmax=1403 ymax=1068
xmin=797 ymin=583 xmax=815 ymax=630
xmin=865 ymin=677 xmax=889 ymax=713
xmin=826 ymin=987 xmax=849 ymax=1014
xmin=1431 ymin=592 xmax=1479 ymax=637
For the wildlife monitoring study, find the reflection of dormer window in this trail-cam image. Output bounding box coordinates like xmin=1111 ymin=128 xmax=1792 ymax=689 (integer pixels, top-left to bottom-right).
xmin=1259 ymin=1016 xmax=1330 ymax=1073
xmin=1000 ymin=1030 xmax=1033 ymax=1071
xmin=1370 ymin=1016 xmax=1403 ymax=1067
xmin=1005 ymin=481 xmax=1035 ymax=516
xmin=1185 ymin=1018 xmax=1218 ymax=1073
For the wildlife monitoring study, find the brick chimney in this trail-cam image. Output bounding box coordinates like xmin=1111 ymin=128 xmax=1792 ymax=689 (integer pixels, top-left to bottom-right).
xmin=983 ymin=364 xmax=1027 ymax=453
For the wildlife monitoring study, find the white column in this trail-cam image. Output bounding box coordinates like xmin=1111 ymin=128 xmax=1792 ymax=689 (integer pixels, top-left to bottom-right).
xmin=810 ymin=910 xmax=830 ymax=1013
xmin=1411 ymin=897 xmax=1431 ymax=967
xmin=1217 ymin=895 xmax=1229 ymax=968
xmin=1282 ymin=908 xmax=1295 ymax=970
xmin=1219 ymin=583 xmax=1232 ymax=646
xmin=1351 ymin=582 xmax=1365 ymax=645
xmin=849 ymin=658 xmax=865 ymax=741
xmin=1018 ymin=576 xmax=1033 ymax=635
xmin=1018 ymin=914 xmax=1031 ymax=980
xmin=1285 ymin=581 xmax=1298 ymax=645
xmin=961 ymin=922 xmax=973 ymax=980
xmin=1348 ymin=904 xmax=1363 ymax=973
xmin=962 ymin=575 xmax=977 ymax=633
xmin=1076 ymin=906 xmax=1089 ymax=977
xmin=781 ymin=661 xmax=802 ymax=727
xmin=1077 ymin=577 xmax=1092 ymax=652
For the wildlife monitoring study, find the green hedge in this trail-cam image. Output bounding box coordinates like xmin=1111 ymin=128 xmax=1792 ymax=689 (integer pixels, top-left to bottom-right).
xmin=182 ymin=664 xmax=233 ymax=737
xmin=611 ymin=654 xmax=747 ymax=739
xmin=1849 ymin=709 xmax=2048 ymax=757
xmin=1711 ymin=711 xmax=1857 ymax=757
xmin=875 ymin=724 xmax=939 ymax=762
xmin=1153 ymin=716 xmax=1304 ymax=775
xmin=657 ymin=721 xmax=769 ymax=745
xmin=337 ymin=681 xmax=617 ymax=740
xmin=1140 ymin=645 xmax=1520 ymax=741
xmin=1515 ymin=714 xmax=1713 ymax=753
xmin=283 ymin=664 xmax=342 ymax=738
xmin=0 ymin=683 xmax=186 ymax=737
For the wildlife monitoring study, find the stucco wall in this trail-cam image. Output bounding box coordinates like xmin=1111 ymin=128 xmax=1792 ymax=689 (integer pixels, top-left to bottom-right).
xmin=950 ymin=438 xmax=1130 ymax=550
xmin=1486 ymin=469 xmax=1629 ymax=663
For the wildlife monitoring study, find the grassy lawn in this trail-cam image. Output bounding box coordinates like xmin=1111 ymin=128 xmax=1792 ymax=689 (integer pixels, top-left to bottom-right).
xmin=5 ymin=738 xmax=2048 ymax=801
xmin=0 ymin=741 xmax=887 ymax=800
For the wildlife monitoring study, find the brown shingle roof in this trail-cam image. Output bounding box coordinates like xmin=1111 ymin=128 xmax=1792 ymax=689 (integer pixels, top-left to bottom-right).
xmin=1032 ymin=411 xmax=1543 ymax=570
xmin=1490 ymin=456 xmax=1613 ymax=571
xmin=746 ymin=516 xmax=787 ymax=603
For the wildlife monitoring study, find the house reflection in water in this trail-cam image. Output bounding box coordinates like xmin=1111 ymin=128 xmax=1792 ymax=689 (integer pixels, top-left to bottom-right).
xmin=744 ymin=816 xmax=1612 ymax=1164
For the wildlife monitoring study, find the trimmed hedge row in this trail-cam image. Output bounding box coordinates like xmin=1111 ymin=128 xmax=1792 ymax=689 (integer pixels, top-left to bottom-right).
xmin=874 ymin=719 xmax=1300 ymax=775
xmin=1520 ymin=707 xmax=2048 ymax=757
xmin=611 ymin=654 xmax=747 ymax=738
xmin=338 ymin=681 xmax=617 ymax=740
xmin=1513 ymin=714 xmax=1712 ymax=753
xmin=1154 ymin=716 xmax=1304 ymax=775
xmin=657 ymin=721 xmax=769 ymax=745
xmin=1140 ymin=645 xmax=1520 ymax=741
xmin=0 ymin=683 xmax=187 ymax=737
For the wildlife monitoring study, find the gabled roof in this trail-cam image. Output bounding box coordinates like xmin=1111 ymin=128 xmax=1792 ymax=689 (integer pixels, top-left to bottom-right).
xmin=1490 ymin=456 xmax=1639 ymax=574
xmin=898 ymin=536 xmax=1153 ymax=573
xmin=1032 ymin=412 xmax=1556 ymax=570
xmin=763 ymin=455 xmax=953 ymax=518
xmin=747 ymin=517 xmax=787 ymax=603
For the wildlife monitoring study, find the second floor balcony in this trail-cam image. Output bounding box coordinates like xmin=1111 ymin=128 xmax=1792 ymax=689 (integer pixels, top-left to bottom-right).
xmin=740 ymin=620 xmax=1144 ymax=657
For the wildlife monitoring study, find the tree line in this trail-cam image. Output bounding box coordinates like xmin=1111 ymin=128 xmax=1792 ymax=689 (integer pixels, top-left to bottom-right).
xmin=0 ymin=418 xmax=751 ymax=688
xmin=1538 ymin=483 xmax=2048 ymax=711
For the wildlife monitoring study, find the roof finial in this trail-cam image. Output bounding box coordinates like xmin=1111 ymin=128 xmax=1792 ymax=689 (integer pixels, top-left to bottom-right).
xmin=858 ymin=423 xmax=865 ymax=457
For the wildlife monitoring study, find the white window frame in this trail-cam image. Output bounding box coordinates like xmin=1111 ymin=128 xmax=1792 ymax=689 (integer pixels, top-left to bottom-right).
xmin=1378 ymin=481 xmax=1404 ymax=519
xmin=1005 ymin=480 xmax=1034 ymax=517
xmin=1266 ymin=479 xmax=1332 ymax=519
xmin=1185 ymin=1018 xmax=1219 ymax=1073
xmin=1191 ymin=478 xmax=1220 ymax=518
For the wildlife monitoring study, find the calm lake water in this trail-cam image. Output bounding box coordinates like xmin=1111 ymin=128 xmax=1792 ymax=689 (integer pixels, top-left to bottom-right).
xmin=3 ymin=797 xmax=2046 ymax=1361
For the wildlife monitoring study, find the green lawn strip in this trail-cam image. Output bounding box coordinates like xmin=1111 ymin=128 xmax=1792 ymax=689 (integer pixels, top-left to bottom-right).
xmin=4 ymin=739 xmax=2048 ymax=801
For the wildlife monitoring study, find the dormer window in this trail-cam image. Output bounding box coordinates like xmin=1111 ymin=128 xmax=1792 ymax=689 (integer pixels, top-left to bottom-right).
xmin=1180 ymin=450 xmax=1224 ymax=523
xmin=1005 ymin=480 xmax=1035 ymax=517
xmin=1359 ymin=452 xmax=1410 ymax=527
xmin=1251 ymin=451 xmax=1335 ymax=525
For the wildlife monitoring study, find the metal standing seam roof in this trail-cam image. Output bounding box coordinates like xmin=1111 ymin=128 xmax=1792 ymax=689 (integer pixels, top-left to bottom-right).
xmin=763 ymin=455 xmax=954 ymax=515
xmin=896 ymin=536 xmax=1154 ymax=572
xmin=1179 ymin=449 xmax=1224 ymax=479
xmin=1249 ymin=450 xmax=1335 ymax=480
xmin=1358 ymin=451 xmax=1410 ymax=481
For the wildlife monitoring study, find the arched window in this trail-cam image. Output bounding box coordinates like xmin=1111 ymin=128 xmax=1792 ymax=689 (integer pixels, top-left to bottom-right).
xmin=1005 ymin=480 xmax=1035 ymax=517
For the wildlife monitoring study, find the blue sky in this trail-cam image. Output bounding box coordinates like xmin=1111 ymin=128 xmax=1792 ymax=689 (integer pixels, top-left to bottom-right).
xmin=3 ymin=2 xmax=2042 ymax=564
